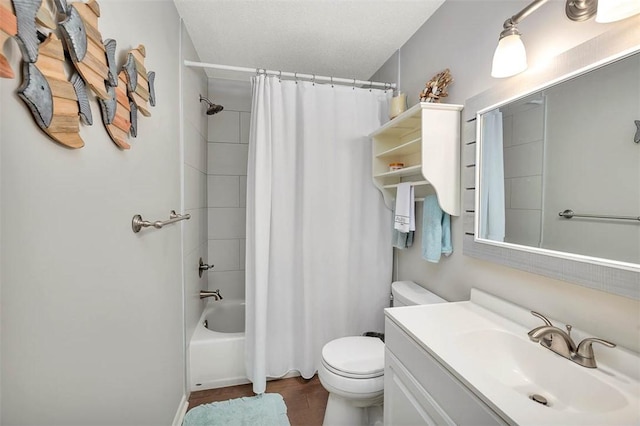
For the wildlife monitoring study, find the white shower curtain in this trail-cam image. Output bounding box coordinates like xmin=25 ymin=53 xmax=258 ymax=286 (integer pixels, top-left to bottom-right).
xmin=480 ymin=109 xmax=506 ymax=241
xmin=245 ymin=75 xmax=392 ymax=394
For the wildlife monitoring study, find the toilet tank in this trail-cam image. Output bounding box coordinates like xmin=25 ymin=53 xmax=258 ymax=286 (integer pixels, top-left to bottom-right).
xmin=391 ymin=281 xmax=446 ymax=307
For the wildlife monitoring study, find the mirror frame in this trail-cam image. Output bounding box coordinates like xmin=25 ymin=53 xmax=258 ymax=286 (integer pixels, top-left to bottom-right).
xmin=464 ymin=19 xmax=640 ymax=300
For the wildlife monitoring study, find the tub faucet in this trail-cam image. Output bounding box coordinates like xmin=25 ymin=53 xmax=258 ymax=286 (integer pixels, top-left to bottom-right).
xmin=200 ymin=289 xmax=223 ymax=300
xmin=528 ymin=311 xmax=615 ymax=368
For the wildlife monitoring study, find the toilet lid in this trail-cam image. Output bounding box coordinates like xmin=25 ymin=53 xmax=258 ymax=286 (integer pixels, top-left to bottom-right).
xmin=322 ymin=336 xmax=384 ymax=379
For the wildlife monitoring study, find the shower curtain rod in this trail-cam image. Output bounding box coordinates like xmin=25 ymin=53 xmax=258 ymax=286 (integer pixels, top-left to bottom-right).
xmin=184 ymin=60 xmax=397 ymax=89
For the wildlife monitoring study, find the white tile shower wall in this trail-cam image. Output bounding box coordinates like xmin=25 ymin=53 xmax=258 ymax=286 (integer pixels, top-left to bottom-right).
xmin=502 ymin=102 xmax=544 ymax=247
xmin=182 ymin=24 xmax=208 ymax=375
xmin=207 ymin=79 xmax=252 ymax=300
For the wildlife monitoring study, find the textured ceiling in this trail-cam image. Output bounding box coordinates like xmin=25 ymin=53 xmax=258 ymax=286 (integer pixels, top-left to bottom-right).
xmin=174 ymin=0 xmax=446 ymax=81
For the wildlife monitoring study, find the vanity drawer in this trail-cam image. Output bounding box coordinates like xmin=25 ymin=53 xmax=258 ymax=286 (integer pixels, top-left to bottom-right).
xmin=385 ymin=317 xmax=508 ymax=425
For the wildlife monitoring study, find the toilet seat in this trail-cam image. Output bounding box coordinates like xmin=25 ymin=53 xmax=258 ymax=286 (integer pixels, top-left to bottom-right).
xmin=321 ymin=336 xmax=384 ymax=379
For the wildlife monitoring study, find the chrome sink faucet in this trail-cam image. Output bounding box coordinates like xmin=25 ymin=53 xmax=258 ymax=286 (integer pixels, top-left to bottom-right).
xmin=528 ymin=311 xmax=616 ymax=368
xmin=200 ymin=289 xmax=223 ymax=300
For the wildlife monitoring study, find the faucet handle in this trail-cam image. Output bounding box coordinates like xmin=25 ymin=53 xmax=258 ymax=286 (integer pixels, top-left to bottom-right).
xmin=530 ymin=311 xmax=553 ymax=326
xmin=574 ymin=337 xmax=616 ymax=368
xmin=576 ymin=337 xmax=616 ymax=359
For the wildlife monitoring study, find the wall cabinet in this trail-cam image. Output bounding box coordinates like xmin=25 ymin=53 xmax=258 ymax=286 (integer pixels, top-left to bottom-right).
xmin=384 ymin=317 xmax=507 ymax=426
xmin=370 ymin=103 xmax=463 ymax=216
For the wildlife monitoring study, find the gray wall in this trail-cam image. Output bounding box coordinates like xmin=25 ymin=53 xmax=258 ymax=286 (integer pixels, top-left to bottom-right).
xmin=206 ymin=79 xmax=252 ymax=300
xmin=371 ymin=1 xmax=640 ymax=352
xmin=181 ymin=24 xmax=209 ymax=391
xmin=1 ymin=2 xmax=185 ymax=424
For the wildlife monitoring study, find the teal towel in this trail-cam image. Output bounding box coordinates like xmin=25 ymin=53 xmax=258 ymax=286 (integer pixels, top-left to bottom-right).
xmin=183 ymin=393 xmax=290 ymax=426
xmin=422 ymin=195 xmax=452 ymax=263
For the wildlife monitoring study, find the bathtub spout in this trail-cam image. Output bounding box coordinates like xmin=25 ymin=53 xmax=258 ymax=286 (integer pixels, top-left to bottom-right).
xmin=200 ymin=289 xmax=223 ymax=300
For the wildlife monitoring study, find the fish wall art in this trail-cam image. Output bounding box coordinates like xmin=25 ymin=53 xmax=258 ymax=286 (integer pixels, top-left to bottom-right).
xmin=6 ymin=0 xmax=157 ymax=149
xmin=17 ymin=33 xmax=88 ymax=148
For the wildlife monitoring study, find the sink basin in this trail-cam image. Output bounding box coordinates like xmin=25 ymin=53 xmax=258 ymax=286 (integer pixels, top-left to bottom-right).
xmin=385 ymin=292 xmax=640 ymax=425
xmin=453 ymin=329 xmax=628 ymax=413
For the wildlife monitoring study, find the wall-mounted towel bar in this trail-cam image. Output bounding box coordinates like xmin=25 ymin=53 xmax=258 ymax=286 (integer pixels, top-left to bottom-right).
xmin=382 ymin=180 xmax=429 ymax=189
xmin=558 ymin=209 xmax=640 ymax=222
xmin=132 ymin=210 xmax=191 ymax=233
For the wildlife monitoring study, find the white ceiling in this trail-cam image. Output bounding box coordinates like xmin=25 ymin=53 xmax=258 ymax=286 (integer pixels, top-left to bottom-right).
xmin=174 ymin=0 xmax=446 ymax=81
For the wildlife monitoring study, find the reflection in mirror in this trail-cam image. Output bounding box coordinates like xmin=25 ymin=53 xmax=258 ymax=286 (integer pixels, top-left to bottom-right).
xmin=478 ymin=52 xmax=640 ymax=266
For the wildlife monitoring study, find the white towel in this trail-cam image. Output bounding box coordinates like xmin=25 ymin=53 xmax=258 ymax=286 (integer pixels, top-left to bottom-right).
xmin=394 ymin=182 xmax=415 ymax=233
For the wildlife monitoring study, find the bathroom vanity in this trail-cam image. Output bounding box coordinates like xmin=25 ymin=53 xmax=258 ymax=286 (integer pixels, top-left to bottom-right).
xmin=383 ymin=289 xmax=640 ymax=425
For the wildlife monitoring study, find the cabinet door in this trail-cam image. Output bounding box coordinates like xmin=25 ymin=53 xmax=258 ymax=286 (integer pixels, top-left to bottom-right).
xmin=384 ymin=350 xmax=455 ymax=426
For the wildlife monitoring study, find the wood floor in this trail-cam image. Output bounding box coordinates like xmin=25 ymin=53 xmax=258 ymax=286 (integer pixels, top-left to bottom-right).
xmin=188 ymin=375 xmax=329 ymax=425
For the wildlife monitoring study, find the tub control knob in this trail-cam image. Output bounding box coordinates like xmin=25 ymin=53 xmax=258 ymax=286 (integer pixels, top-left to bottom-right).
xmin=199 ymin=257 xmax=214 ymax=278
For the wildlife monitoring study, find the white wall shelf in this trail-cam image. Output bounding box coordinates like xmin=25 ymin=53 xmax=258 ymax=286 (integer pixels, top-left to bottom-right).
xmin=370 ymin=102 xmax=463 ymax=216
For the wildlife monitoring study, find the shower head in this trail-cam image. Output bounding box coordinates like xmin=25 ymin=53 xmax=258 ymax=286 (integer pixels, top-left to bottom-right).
xmin=199 ymin=95 xmax=224 ymax=115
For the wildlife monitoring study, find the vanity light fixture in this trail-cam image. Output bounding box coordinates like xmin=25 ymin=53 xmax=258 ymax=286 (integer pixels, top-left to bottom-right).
xmin=492 ymin=0 xmax=640 ymax=78
xmin=490 ymin=20 xmax=528 ymax=78
xmin=491 ymin=0 xmax=548 ymax=78
xmin=595 ymin=0 xmax=640 ymax=23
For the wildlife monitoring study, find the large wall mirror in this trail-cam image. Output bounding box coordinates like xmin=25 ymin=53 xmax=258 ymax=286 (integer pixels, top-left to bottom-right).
xmin=464 ymin=20 xmax=640 ymax=299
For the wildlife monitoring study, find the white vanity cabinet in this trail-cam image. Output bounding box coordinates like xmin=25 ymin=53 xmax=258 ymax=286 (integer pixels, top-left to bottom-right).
xmin=384 ymin=317 xmax=507 ymax=426
xmin=370 ymin=102 xmax=463 ymax=216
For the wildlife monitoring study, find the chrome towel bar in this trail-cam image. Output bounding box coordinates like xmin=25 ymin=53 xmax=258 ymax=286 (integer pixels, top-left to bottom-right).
xmin=558 ymin=209 xmax=640 ymax=222
xmin=132 ymin=210 xmax=191 ymax=233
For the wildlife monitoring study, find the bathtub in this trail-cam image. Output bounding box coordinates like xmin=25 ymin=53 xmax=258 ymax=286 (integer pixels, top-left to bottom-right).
xmin=189 ymin=299 xmax=249 ymax=391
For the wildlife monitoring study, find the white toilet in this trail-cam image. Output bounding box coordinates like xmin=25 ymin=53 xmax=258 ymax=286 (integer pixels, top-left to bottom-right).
xmin=318 ymin=281 xmax=446 ymax=426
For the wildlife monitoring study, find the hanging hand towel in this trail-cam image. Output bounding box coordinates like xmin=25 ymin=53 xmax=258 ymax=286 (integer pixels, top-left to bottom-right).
xmin=391 ymin=207 xmax=414 ymax=249
xmin=394 ymin=182 xmax=415 ymax=233
xmin=422 ymin=194 xmax=452 ymax=263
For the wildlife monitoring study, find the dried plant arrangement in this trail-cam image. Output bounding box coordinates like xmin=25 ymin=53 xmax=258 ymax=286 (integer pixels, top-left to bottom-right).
xmin=419 ymin=69 xmax=453 ymax=103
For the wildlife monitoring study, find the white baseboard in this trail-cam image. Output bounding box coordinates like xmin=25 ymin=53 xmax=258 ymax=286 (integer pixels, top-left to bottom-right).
xmin=172 ymin=394 xmax=189 ymax=426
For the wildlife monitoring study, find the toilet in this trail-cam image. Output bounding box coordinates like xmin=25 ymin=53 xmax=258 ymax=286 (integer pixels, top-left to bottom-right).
xmin=318 ymin=281 xmax=446 ymax=426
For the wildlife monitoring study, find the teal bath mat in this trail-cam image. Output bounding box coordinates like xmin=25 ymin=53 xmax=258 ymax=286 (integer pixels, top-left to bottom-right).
xmin=183 ymin=393 xmax=290 ymax=426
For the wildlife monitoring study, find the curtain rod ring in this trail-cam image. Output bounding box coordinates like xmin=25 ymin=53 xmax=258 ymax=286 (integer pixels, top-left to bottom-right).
xmin=278 ymin=70 xmax=282 ymax=83
xmin=331 ymin=76 xmax=334 ymax=88
xmin=294 ymin=72 xmax=298 ymax=84
xmin=369 ymin=81 xmax=373 ymax=92
xmin=312 ymin=74 xmax=316 ymax=86
xmin=353 ymin=78 xmax=356 ymax=90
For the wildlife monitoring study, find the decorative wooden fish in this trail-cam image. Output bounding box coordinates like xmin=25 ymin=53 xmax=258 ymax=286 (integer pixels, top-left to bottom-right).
xmin=17 ymin=33 xmax=84 ymax=148
xmin=57 ymin=0 xmax=114 ymax=100
xmin=98 ymin=70 xmax=131 ymax=149
xmin=129 ymin=99 xmax=138 ymax=138
xmin=71 ymin=71 xmax=92 ymax=125
xmin=122 ymin=44 xmax=152 ymax=117
xmin=0 ymin=0 xmax=18 ymax=78
xmin=147 ymin=71 xmax=155 ymax=106
xmin=11 ymin=0 xmax=41 ymax=63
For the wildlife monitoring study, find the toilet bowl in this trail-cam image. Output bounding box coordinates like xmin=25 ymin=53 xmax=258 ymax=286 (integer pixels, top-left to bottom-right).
xmin=319 ymin=281 xmax=446 ymax=426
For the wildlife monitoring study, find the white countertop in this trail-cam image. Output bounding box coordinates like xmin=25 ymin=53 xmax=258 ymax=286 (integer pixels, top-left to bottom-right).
xmin=385 ymin=298 xmax=640 ymax=425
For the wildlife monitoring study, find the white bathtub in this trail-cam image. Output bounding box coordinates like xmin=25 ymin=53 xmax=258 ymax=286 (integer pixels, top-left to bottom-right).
xmin=189 ymin=299 xmax=249 ymax=391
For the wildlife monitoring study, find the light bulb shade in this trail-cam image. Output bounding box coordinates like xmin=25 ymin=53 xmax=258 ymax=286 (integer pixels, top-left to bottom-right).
xmin=491 ymin=34 xmax=528 ymax=78
xmin=596 ymin=0 xmax=640 ymax=23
